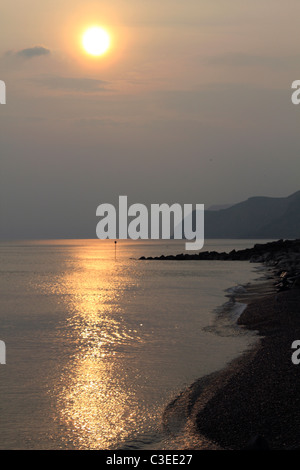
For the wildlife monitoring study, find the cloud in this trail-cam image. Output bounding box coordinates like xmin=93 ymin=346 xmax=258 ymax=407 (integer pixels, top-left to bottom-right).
xmin=33 ymin=75 xmax=110 ymax=93
xmin=16 ymin=46 xmax=51 ymax=59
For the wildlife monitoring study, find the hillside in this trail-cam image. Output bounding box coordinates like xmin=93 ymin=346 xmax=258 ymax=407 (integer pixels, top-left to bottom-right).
xmin=203 ymin=191 xmax=300 ymax=238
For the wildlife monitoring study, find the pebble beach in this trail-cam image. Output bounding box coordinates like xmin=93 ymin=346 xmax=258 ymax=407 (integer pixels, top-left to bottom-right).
xmin=159 ymin=239 xmax=300 ymax=450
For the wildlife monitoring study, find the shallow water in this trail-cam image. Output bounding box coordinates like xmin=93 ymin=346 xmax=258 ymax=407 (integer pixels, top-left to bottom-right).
xmin=0 ymin=239 xmax=271 ymax=449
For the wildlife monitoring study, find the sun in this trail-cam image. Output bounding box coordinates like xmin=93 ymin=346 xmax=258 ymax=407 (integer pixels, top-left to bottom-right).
xmin=82 ymin=27 xmax=110 ymax=56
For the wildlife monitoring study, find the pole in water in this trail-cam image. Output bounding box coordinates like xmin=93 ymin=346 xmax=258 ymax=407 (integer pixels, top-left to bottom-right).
xmin=114 ymin=240 xmax=117 ymax=259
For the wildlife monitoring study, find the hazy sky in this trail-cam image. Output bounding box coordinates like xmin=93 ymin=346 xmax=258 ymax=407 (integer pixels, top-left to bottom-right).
xmin=1 ymin=0 xmax=300 ymax=238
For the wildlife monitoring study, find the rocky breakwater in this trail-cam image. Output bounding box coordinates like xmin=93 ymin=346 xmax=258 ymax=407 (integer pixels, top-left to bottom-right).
xmin=139 ymin=239 xmax=300 ymax=291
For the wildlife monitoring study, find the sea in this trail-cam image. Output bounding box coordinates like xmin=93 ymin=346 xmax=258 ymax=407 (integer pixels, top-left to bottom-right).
xmin=0 ymin=239 xmax=272 ymax=450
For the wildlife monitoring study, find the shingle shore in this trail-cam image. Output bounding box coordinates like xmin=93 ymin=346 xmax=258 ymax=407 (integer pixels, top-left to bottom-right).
xmin=193 ymin=288 xmax=300 ymax=450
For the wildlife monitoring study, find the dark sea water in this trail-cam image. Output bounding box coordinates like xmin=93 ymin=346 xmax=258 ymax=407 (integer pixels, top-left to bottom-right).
xmin=0 ymin=239 xmax=271 ymax=449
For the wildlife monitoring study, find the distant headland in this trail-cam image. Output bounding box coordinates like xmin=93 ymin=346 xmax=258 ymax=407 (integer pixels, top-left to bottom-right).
xmin=167 ymin=190 xmax=300 ymax=240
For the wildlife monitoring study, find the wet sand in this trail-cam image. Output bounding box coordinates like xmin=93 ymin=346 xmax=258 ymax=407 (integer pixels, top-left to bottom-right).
xmin=192 ymin=287 xmax=300 ymax=450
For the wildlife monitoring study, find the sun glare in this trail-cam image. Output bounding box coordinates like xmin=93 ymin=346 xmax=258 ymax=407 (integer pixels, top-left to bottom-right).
xmin=82 ymin=27 xmax=110 ymax=56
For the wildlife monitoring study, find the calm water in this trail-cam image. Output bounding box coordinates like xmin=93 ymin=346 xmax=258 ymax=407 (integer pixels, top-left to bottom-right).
xmin=0 ymin=239 xmax=270 ymax=449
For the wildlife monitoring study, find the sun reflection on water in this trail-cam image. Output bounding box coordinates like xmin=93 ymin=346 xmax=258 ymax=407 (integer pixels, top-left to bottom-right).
xmin=51 ymin=245 xmax=149 ymax=449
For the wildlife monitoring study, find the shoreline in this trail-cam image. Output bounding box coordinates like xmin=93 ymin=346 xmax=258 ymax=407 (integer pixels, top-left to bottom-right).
xmin=161 ymin=274 xmax=275 ymax=450
xmin=191 ymin=287 xmax=300 ymax=450
xmin=160 ymin=239 xmax=300 ymax=450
